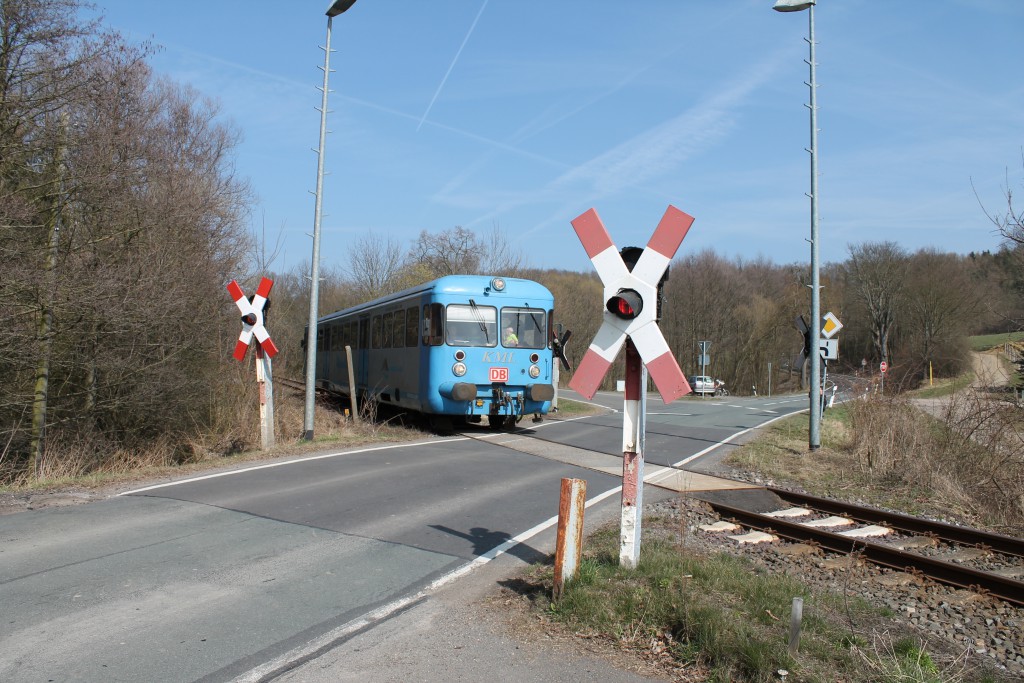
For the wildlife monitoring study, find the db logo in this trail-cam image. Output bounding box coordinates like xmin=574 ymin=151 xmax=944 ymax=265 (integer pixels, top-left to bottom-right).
xmin=489 ymin=367 xmax=509 ymax=383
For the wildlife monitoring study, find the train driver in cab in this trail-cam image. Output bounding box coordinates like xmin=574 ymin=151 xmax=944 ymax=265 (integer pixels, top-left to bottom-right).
xmin=503 ymin=326 xmax=519 ymax=347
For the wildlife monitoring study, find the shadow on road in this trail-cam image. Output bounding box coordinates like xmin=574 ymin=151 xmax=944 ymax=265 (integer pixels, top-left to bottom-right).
xmin=429 ymin=524 xmax=547 ymax=564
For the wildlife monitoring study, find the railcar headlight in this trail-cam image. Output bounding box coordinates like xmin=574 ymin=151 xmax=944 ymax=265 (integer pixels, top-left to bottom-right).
xmin=453 ymin=362 xmax=467 ymax=377
xmin=490 ymin=277 xmax=506 ymax=291
xmin=529 ymin=364 xmax=541 ymax=378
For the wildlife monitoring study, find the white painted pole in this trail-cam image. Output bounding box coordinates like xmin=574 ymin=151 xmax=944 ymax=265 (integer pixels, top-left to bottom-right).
xmin=256 ymin=343 xmax=275 ymax=450
xmin=620 ymin=340 xmax=645 ymax=568
xmin=552 ymin=360 xmax=560 ymax=412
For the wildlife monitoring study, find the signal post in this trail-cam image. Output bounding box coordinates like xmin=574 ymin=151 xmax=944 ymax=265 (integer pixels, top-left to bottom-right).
xmin=227 ymin=278 xmax=280 ymax=451
xmin=569 ymin=205 xmax=695 ymax=568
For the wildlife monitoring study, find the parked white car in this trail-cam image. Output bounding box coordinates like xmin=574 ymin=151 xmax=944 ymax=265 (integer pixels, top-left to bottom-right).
xmin=687 ymin=375 xmax=719 ymax=396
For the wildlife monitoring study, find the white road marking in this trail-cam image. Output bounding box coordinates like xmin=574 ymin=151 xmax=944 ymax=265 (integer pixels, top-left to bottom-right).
xmin=135 ymin=402 xmax=804 ymax=681
xmin=232 ymin=484 xmax=623 ymax=683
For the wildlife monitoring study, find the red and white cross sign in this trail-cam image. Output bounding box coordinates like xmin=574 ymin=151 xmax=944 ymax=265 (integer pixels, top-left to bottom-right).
xmin=227 ymin=277 xmax=279 ymax=361
xmin=568 ymin=205 xmax=694 ymax=403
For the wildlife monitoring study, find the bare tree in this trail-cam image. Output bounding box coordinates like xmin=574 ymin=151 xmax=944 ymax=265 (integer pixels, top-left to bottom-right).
xmin=902 ymin=250 xmax=981 ymax=376
xmin=406 ymin=226 xmax=481 ymax=278
xmin=478 ymin=221 xmax=525 ymax=276
xmin=978 ymin=153 xmax=1024 ymax=247
xmin=346 ymin=233 xmax=405 ymax=300
xmin=844 ymin=242 xmax=908 ymax=364
xmin=0 ymin=2 xmax=252 ymax=480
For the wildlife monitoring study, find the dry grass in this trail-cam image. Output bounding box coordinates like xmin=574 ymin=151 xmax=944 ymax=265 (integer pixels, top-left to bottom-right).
xmin=1 ymin=380 xmax=422 ymax=491
xmin=727 ymin=395 xmax=1024 ymax=536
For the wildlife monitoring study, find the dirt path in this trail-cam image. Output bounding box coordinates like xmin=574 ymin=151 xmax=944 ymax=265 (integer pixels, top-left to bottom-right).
xmin=970 ymin=349 xmax=1013 ymax=389
xmin=913 ymin=350 xmax=1014 ymax=430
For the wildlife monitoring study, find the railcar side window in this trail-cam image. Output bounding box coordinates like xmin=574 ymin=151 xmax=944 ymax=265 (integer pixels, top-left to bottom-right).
xmin=371 ymin=315 xmax=382 ymax=349
xmin=500 ymin=307 xmax=547 ymax=349
xmin=446 ymin=303 xmax=497 ymax=347
xmin=382 ymin=312 xmax=393 ymax=349
xmin=359 ymin=318 xmax=368 ymax=348
xmin=331 ymin=324 xmax=343 ymax=351
xmin=344 ymin=321 xmax=356 ymax=349
xmin=406 ymin=307 xmax=418 ymax=347
xmin=423 ymin=303 xmax=444 ymax=346
xmin=394 ymin=310 xmax=406 ymax=348
xmin=317 ymin=328 xmax=326 ymax=352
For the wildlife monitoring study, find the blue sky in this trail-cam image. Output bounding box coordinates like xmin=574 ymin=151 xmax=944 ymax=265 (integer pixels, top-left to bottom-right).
xmin=88 ymin=0 xmax=1024 ymax=275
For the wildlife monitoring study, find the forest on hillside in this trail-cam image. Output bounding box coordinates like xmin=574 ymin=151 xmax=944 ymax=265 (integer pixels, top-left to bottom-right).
xmin=2 ymin=0 xmax=1022 ymax=482
xmin=264 ymin=232 xmax=1024 ymax=400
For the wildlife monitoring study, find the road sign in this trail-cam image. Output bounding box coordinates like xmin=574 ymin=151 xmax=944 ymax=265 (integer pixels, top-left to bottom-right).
xmin=568 ymin=205 xmax=694 ymax=403
xmin=880 ymin=360 xmax=888 ymax=373
xmin=698 ymin=340 xmax=711 ymax=353
xmin=821 ymin=311 xmax=843 ymax=338
xmin=227 ymin=278 xmax=279 ymax=360
xmin=819 ymin=338 xmax=838 ymax=360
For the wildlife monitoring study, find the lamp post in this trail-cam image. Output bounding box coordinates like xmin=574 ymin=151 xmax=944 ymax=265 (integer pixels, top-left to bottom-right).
xmin=303 ymin=0 xmax=358 ymax=440
xmin=774 ymin=0 xmax=822 ymax=450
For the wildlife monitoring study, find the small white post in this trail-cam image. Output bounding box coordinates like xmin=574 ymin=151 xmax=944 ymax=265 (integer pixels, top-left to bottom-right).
xmin=788 ymin=597 xmax=804 ymax=655
xmin=553 ymin=477 xmax=587 ymax=600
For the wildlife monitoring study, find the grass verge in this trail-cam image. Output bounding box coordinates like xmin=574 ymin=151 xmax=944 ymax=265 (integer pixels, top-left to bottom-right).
xmin=968 ymin=332 xmax=1024 ymax=351
xmin=513 ymin=518 xmax=985 ymax=683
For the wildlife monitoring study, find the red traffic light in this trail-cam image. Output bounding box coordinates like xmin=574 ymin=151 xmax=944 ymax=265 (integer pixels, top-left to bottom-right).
xmin=607 ymin=289 xmax=643 ymax=320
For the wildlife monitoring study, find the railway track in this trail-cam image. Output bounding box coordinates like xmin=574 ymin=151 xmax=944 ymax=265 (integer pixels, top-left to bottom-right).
xmin=461 ymin=421 xmax=1024 ymax=606
xmin=701 ymin=492 xmax=1024 ymax=607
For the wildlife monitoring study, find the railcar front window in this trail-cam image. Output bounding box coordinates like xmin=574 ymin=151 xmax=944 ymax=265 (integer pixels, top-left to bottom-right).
xmin=446 ymin=303 xmax=497 ymax=347
xmin=500 ymin=307 xmax=547 ymax=349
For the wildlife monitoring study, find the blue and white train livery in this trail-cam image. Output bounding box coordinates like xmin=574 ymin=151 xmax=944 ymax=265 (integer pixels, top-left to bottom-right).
xmin=312 ymin=275 xmax=556 ymax=428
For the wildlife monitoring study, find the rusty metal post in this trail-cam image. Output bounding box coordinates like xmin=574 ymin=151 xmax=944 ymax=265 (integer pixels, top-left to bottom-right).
xmin=553 ymin=477 xmax=587 ymax=600
xmin=620 ymin=339 xmax=645 ymax=568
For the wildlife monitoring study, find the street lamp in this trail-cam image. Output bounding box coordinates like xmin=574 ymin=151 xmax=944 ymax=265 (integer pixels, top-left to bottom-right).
xmin=304 ymin=0 xmax=358 ymax=440
xmin=773 ymin=0 xmax=822 ymax=450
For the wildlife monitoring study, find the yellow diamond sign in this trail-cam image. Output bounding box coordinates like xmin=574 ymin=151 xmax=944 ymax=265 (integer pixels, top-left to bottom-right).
xmin=821 ymin=312 xmax=843 ymax=339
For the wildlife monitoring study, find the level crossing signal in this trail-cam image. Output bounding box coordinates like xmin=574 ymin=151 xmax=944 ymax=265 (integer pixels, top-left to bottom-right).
xmin=227 ymin=278 xmax=279 ymax=361
xmin=568 ymin=205 xmax=694 ymax=403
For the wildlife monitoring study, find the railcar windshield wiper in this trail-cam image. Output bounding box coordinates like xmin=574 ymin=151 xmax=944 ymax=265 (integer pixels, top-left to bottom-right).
xmin=469 ymin=299 xmax=489 ymax=344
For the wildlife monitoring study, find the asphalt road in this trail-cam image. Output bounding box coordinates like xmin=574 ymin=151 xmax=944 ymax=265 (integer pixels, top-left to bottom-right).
xmin=1 ymin=391 xmax=807 ymax=682
xmin=555 ymin=388 xmax=808 ymax=471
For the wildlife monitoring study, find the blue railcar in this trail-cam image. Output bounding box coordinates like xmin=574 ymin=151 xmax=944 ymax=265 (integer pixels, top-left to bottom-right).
xmin=311 ymin=275 xmax=556 ymax=428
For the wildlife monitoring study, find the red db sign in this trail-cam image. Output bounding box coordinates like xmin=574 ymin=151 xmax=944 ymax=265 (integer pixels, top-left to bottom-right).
xmin=880 ymin=361 xmax=888 ymax=373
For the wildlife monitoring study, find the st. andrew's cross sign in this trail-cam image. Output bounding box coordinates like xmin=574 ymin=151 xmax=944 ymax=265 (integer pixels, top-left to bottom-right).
xmin=227 ymin=277 xmax=278 ymax=450
xmin=227 ymin=277 xmax=279 ymax=361
xmin=568 ymin=205 xmax=695 ymax=568
xmin=568 ymin=205 xmax=694 ymax=403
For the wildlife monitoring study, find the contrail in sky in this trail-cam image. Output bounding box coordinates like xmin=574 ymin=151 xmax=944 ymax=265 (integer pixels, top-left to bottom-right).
xmin=416 ymin=0 xmax=489 ymax=132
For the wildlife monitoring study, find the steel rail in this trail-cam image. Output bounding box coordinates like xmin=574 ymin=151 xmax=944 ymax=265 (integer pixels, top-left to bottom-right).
xmin=767 ymin=487 xmax=1024 ymax=558
xmin=705 ymin=499 xmax=1024 ymax=606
